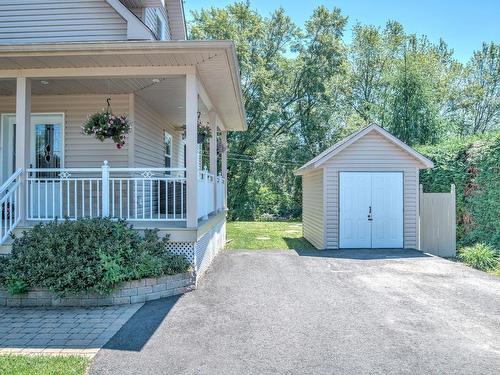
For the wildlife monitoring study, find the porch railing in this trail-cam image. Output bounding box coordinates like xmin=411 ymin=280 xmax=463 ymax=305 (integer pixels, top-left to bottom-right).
xmin=0 ymin=168 xmax=23 ymax=244
xmin=26 ymin=162 xmax=188 ymax=222
xmin=216 ymin=174 xmax=225 ymax=212
xmin=196 ymin=170 xmax=225 ymax=220
xmin=197 ymin=168 xmax=214 ymax=219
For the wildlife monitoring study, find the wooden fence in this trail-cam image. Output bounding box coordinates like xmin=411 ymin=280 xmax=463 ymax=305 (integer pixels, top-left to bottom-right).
xmin=419 ymin=184 xmax=456 ymax=257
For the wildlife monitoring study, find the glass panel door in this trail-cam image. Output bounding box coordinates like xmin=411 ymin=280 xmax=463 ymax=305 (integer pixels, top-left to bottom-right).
xmin=30 ymin=114 xmax=64 ymax=218
xmin=31 ymin=114 xmax=63 ymax=178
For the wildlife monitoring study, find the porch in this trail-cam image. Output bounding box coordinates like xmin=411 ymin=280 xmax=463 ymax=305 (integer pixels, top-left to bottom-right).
xmin=0 ymin=41 xmax=246 ymax=246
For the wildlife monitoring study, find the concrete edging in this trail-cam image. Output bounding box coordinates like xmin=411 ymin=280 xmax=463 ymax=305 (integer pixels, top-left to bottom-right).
xmin=0 ymin=272 xmax=195 ymax=307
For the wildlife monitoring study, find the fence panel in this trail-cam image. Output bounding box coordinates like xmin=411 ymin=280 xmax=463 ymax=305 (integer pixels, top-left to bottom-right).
xmin=420 ymin=184 xmax=456 ymax=257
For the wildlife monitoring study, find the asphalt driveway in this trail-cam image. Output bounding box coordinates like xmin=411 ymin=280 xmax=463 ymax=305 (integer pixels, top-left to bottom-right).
xmin=90 ymin=249 xmax=500 ymax=374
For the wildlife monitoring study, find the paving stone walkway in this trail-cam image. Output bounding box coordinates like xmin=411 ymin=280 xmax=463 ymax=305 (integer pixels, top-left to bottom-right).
xmin=0 ymin=303 xmax=142 ymax=357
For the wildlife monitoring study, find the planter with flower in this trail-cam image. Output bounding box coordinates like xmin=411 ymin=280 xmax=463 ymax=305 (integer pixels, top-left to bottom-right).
xmin=197 ymin=121 xmax=211 ymax=144
xmin=217 ymin=141 xmax=228 ymax=155
xmin=82 ymin=99 xmax=131 ymax=149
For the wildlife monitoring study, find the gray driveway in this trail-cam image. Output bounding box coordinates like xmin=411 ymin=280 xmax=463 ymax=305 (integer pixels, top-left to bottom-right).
xmin=90 ymin=249 xmax=500 ymax=374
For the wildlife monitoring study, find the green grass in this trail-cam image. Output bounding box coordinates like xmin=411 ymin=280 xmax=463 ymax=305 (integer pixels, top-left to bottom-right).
xmin=0 ymin=355 xmax=90 ymax=375
xmin=226 ymin=221 xmax=315 ymax=250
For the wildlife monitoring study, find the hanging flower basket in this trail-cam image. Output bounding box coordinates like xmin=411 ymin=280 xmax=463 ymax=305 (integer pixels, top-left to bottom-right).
xmin=217 ymin=141 xmax=228 ymax=154
xmin=197 ymin=133 xmax=206 ymax=144
xmin=82 ymin=99 xmax=131 ymax=149
xmin=197 ymin=111 xmax=211 ymax=143
xmin=183 ymin=112 xmax=212 ymax=144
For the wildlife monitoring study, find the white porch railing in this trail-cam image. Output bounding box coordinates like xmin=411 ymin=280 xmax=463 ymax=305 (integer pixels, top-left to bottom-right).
xmin=0 ymin=168 xmax=23 ymax=244
xmin=197 ymin=168 xmax=215 ymax=220
xmin=26 ymin=162 xmax=188 ymax=222
xmin=216 ymin=174 xmax=225 ymax=212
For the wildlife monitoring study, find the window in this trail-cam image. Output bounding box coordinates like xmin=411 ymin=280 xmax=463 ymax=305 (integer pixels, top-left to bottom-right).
xmin=164 ymin=131 xmax=172 ymax=170
xmin=156 ymin=13 xmax=165 ymax=40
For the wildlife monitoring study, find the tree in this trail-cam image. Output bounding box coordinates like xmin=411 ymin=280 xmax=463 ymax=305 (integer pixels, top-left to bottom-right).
xmin=190 ymin=2 xmax=346 ymax=219
xmin=451 ymin=43 xmax=500 ymax=135
xmin=189 ymin=1 xmax=499 ymax=219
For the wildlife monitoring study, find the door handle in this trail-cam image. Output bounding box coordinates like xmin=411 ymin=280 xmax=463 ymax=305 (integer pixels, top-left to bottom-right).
xmin=368 ymin=206 xmax=373 ymax=221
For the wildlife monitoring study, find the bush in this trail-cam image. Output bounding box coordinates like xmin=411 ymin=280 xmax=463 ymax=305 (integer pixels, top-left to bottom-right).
xmin=1 ymin=218 xmax=190 ymax=296
xmin=417 ymin=131 xmax=500 ymax=249
xmin=458 ymin=243 xmax=498 ymax=271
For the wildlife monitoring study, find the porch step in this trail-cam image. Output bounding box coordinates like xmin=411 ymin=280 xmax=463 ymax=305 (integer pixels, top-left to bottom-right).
xmin=0 ymin=226 xmax=31 ymax=254
xmin=0 ymin=237 xmax=13 ymax=255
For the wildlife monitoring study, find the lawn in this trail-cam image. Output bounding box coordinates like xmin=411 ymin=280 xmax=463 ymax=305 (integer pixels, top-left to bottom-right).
xmin=0 ymin=355 xmax=90 ymax=375
xmin=226 ymin=221 xmax=315 ymax=250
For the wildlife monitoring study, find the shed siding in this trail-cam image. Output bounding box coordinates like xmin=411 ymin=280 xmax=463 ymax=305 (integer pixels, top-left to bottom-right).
xmin=302 ymin=169 xmax=324 ymax=249
xmin=0 ymin=0 xmax=128 ymax=44
xmin=0 ymin=94 xmax=130 ymax=167
xmin=133 ymin=96 xmax=181 ymax=168
xmin=323 ymin=130 xmax=420 ymax=249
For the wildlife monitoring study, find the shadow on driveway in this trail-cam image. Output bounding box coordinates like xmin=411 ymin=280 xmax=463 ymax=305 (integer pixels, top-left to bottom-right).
xmin=102 ymin=295 xmax=180 ymax=352
xmin=293 ymin=247 xmax=431 ymax=260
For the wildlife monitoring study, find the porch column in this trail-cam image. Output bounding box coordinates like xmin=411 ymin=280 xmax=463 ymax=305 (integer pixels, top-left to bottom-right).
xmin=185 ymin=72 xmax=198 ymax=228
xmin=208 ymin=110 xmax=217 ymax=208
xmin=221 ymin=130 xmax=228 ymax=210
xmin=15 ymin=77 xmax=31 ymax=223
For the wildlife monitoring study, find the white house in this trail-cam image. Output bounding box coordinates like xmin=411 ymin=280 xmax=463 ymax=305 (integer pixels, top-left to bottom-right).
xmin=0 ymin=0 xmax=247 ymax=277
xmin=296 ymin=124 xmax=435 ymax=250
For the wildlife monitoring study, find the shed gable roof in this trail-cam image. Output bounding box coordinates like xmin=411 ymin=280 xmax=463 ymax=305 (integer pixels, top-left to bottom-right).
xmin=295 ymin=124 xmax=434 ymax=175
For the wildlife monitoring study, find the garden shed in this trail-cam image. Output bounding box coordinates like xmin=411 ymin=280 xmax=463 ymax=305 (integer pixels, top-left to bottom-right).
xmin=296 ymin=124 xmax=435 ymax=250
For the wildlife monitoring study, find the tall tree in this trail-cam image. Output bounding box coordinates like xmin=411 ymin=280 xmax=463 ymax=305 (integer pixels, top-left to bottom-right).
xmin=451 ymin=42 xmax=500 ymax=135
xmin=189 ymin=1 xmax=499 ymax=219
xmin=190 ymin=2 xmax=346 ymax=219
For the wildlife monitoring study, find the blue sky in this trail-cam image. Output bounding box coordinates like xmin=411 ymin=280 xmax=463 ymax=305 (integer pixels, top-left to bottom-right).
xmin=183 ymin=0 xmax=500 ymax=62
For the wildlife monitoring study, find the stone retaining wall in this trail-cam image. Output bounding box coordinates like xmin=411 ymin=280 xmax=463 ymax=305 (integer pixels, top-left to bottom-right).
xmin=0 ymin=272 xmax=195 ymax=307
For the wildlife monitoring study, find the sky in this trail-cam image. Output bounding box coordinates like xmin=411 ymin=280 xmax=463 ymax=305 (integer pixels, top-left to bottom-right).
xmin=183 ymin=0 xmax=500 ymax=62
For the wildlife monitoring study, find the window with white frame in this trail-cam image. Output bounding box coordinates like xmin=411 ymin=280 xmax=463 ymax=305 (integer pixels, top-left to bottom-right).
xmin=164 ymin=131 xmax=172 ymax=170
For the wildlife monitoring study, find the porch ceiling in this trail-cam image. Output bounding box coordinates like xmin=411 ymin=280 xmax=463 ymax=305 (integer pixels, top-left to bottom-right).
xmin=0 ymin=76 xmax=207 ymax=127
xmin=0 ymin=41 xmax=246 ymax=131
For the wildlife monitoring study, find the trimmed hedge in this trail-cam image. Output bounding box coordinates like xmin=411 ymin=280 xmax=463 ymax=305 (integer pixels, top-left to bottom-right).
xmin=417 ymin=131 xmax=500 ymax=249
xmin=0 ymin=218 xmax=190 ymax=296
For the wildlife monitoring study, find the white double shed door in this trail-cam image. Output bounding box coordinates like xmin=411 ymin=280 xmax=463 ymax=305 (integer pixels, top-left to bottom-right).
xmin=339 ymin=172 xmax=403 ymax=248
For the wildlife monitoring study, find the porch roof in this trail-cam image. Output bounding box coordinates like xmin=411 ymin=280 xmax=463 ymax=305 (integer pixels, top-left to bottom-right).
xmin=0 ymin=40 xmax=246 ymax=131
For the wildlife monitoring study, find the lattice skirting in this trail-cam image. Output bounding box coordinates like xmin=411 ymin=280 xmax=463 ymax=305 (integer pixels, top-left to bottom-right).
xmin=165 ymin=220 xmax=226 ymax=279
xmin=195 ymin=220 xmax=226 ymax=278
xmin=165 ymin=241 xmax=195 ymax=264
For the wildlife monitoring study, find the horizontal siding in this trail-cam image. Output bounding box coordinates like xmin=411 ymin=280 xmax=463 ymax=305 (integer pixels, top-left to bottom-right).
xmin=0 ymin=94 xmax=130 ymax=167
xmin=0 ymin=0 xmax=127 ymax=44
xmin=134 ymin=95 xmax=180 ymax=168
xmin=302 ymin=169 xmax=324 ymax=249
xmin=323 ymin=130 xmax=421 ymax=249
xmin=144 ymin=7 xmax=170 ymax=40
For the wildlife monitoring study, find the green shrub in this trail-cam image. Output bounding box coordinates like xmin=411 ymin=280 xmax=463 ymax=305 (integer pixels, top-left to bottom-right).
xmin=1 ymin=218 xmax=190 ymax=296
xmin=458 ymin=243 xmax=498 ymax=271
xmin=0 ymin=256 xmax=8 ymax=286
xmin=417 ymin=131 xmax=500 ymax=248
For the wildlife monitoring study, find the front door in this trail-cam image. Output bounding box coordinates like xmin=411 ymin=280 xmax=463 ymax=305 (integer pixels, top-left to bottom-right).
xmin=339 ymin=172 xmax=403 ymax=248
xmin=30 ymin=114 xmax=64 ymax=218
